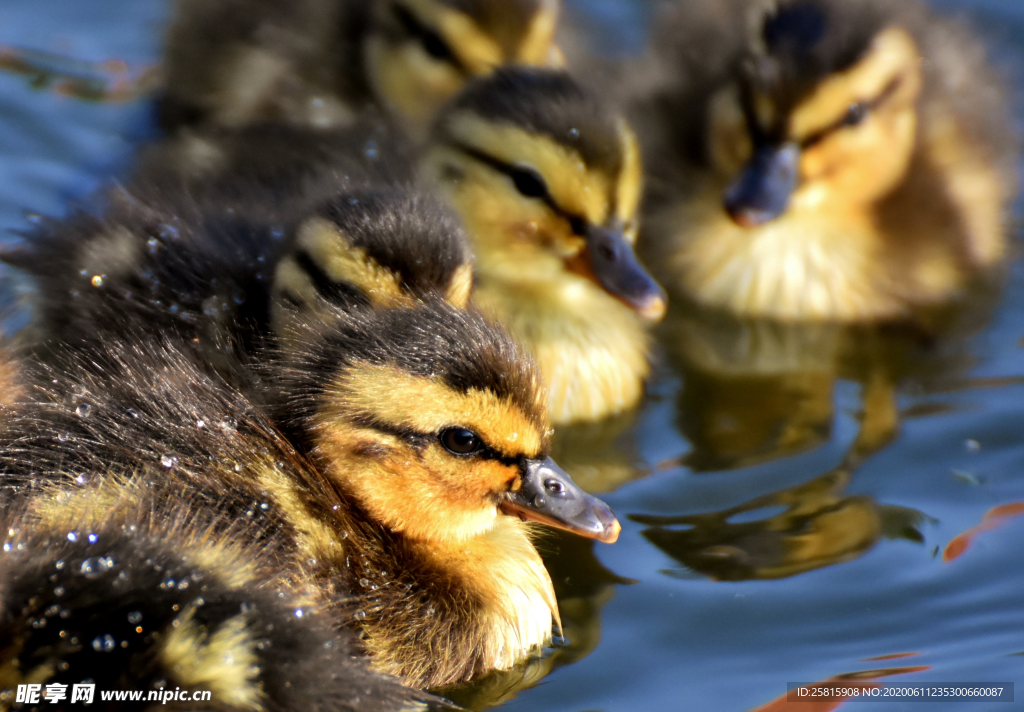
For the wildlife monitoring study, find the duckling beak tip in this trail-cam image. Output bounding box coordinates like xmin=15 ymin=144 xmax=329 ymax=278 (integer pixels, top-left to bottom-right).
xmin=598 ymin=516 xmax=622 ymax=545
xmin=636 ymin=293 xmax=668 ymax=322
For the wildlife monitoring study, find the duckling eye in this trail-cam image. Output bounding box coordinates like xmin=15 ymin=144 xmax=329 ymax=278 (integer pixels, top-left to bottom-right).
xmin=568 ymin=216 xmax=588 ymax=237
xmin=510 ymin=168 xmax=550 ymax=201
xmin=440 ymin=428 xmax=484 ymax=456
xmin=843 ymin=102 xmax=868 ymax=127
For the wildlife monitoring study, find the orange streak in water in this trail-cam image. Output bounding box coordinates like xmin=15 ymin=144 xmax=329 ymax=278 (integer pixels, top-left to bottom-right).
xmin=943 ymin=501 xmax=1024 ymax=562
xmin=861 ymin=652 xmax=920 ymax=662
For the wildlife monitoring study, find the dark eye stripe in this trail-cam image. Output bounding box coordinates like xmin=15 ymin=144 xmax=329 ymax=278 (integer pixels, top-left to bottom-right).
xmin=452 ymin=142 xmax=591 ymax=236
xmin=392 ymin=3 xmax=466 ymax=72
xmin=350 ymin=412 xmax=432 ymax=450
xmin=292 ymin=250 xmax=369 ymax=308
xmin=799 ymin=75 xmax=905 ymax=150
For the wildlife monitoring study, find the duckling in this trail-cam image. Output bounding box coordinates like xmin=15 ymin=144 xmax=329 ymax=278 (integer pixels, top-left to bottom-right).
xmin=0 ymin=296 xmax=620 ymax=691
xmin=3 ymin=185 xmax=473 ymax=382
xmin=160 ymin=0 xmax=564 ymax=136
xmin=631 ymin=0 xmax=1017 ymax=322
xmin=0 ymin=497 xmax=430 ymax=712
xmin=94 ymin=67 xmax=665 ymax=424
xmin=419 ymin=68 xmax=666 ymax=423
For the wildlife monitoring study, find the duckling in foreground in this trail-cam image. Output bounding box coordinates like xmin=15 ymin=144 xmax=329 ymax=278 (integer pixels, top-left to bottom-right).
xmin=136 ymin=67 xmax=666 ymax=424
xmin=631 ymin=0 xmax=1017 ymax=322
xmin=160 ymin=0 xmax=564 ymax=136
xmin=0 ymin=297 xmax=619 ymax=693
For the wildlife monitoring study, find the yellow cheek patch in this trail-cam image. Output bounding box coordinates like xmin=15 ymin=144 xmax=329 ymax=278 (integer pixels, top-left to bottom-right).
xmin=515 ymin=0 xmax=561 ymax=65
xmin=401 ymin=0 xmax=503 ymax=74
xmin=615 ymin=120 xmax=644 ymax=236
xmin=707 ymin=84 xmax=754 ymax=174
xmin=294 ymin=217 xmax=412 ymax=307
xmin=789 ymin=27 xmax=922 ymax=141
xmin=446 ymin=112 xmax=615 ymax=226
xmin=446 ymin=261 xmax=474 ymax=308
xmin=323 ymin=363 xmax=545 ymax=458
xmin=424 ymin=148 xmax=583 ymax=263
xmin=313 ymin=423 xmax=514 ymax=542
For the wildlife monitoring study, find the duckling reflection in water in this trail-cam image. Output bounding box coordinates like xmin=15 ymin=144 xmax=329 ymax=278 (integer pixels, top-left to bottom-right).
xmin=130 ymin=67 xmax=666 ymax=425
xmin=160 ymin=0 xmax=564 ymax=135
xmin=656 ymin=291 xmax=1000 ymax=473
xmin=631 ymin=0 xmax=1017 ymax=321
xmin=633 ymin=470 xmax=927 ymax=581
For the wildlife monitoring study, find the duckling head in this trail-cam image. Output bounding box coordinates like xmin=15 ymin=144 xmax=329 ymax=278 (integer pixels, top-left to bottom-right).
xmin=366 ymin=0 xmax=564 ymax=135
xmin=420 ymin=67 xmax=666 ymax=321
xmin=271 ymin=188 xmax=474 ymax=335
xmin=279 ymin=299 xmax=620 ymax=545
xmin=710 ymin=0 xmax=923 ymax=226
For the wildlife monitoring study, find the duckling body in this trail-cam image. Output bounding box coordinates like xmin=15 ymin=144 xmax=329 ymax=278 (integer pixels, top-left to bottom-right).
xmin=632 ymin=0 xmax=1017 ymax=322
xmin=0 ymin=486 xmax=426 ymax=712
xmin=161 ymin=0 xmax=564 ymax=136
xmin=0 ymin=296 xmax=619 ymax=690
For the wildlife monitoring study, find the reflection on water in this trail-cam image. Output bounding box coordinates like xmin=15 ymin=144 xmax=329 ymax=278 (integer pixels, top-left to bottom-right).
xmin=943 ymin=501 xmax=1024 ymax=561
xmin=0 ymin=44 xmax=158 ymax=102
xmin=633 ymin=469 xmax=927 ymax=581
xmin=656 ymin=294 xmax=998 ymax=474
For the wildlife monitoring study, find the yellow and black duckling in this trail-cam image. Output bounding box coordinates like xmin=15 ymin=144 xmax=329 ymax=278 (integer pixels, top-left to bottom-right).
xmin=3 ymin=186 xmax=473 ymax=381
xmin=420 ymin=68 xmax=665 ymax=423
xmin=160 ymin=0 xmax=564 ymax=136
xmin=0 ymin=293 xmax=620 ymax=695
xmin=130 ymin=67 xmax=666 ymax=424
xmin=631 ymin=0 xmax=1017 ymax=322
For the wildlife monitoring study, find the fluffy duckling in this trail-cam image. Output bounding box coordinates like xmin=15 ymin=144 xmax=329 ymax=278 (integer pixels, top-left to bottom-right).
xmin=130 ymin=67 xmax=666 ymax=424
xmin=419 ymin=68 xmax=666 ymax=423
xmin=160 ymin=0 xmax=564 ymax=135
xmin=0 ymin=297 xmax=620 ymax=691
xmin=4 ymin=186 xmax=473 ymax=379
xmin=0 ymin=497 xmax=429 ymax=712
xmin=632 ymin=0 xmax=1017 ymax=322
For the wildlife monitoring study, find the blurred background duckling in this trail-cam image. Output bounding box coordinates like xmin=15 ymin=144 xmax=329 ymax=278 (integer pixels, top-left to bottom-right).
xmin=0 ymin=295 xmax=620 ymax=692
xmin=629 ymin=0 xmax=1018 ymax=322
xmin=128 ymin=67 xmax=667 ymax=425
xmin=420 ymin=68 xmax=666 ymax=423
xmin=160 ymin=0 xmax=564 ymax=137
xmin=3 ymin=186 xmax=473 ymax=383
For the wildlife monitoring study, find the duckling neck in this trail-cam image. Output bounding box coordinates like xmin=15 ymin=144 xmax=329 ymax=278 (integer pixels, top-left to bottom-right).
xmin=413 ymin=518 xmax=557 ymax=669
xmin=473 ymin=267 xmax=650 ymax=424
xmin=332 ymin=504 xmax=557 ymax=688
